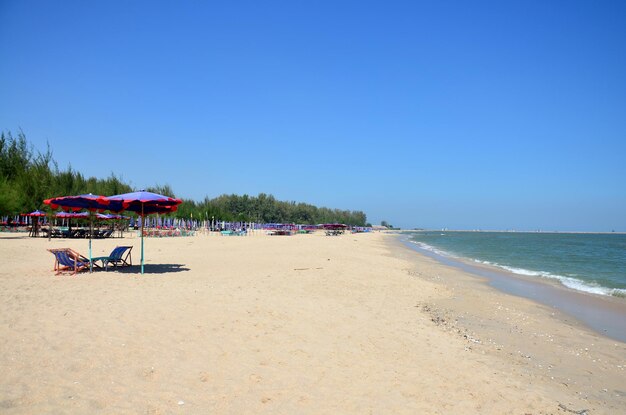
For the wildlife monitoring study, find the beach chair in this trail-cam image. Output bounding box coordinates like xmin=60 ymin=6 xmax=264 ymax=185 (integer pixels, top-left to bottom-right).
xmin=92 ymin=246 xmax=133 ymax=270
xmin=71 ymin=228 xmax=86 ymax=238
xmin=47 ymin=248 xmax=90 ymax=275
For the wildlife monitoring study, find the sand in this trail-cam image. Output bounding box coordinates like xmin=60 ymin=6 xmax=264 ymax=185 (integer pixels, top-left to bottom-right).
xmin=0 ymin=230 xmax=624 ymax=414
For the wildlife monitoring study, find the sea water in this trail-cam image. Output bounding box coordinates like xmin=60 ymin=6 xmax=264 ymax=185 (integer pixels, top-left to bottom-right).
xmin=407 ymin=231 xmax=626 ymax=297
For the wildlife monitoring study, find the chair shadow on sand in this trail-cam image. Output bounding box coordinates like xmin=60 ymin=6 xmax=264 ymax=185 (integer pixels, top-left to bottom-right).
xmin=114 ymin=263 xmax=190 ymax=274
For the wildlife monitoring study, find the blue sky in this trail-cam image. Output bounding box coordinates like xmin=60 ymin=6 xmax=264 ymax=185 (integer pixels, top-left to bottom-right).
xmin=1 ymin=1 xmax=625 ymax=231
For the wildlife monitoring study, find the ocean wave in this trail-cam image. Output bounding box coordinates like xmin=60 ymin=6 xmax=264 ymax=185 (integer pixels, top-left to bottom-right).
xmin=407 ymin=239 xmax=626 ymax=298
xmin=484 ymin=263 xmax=626 ymax=297
xmin=407 ymin=240 xmax=457 ymax=258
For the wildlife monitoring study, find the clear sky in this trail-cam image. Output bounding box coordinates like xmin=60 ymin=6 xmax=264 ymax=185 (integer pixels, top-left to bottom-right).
xmin=1 ymin=1 xmax=625 ymax=231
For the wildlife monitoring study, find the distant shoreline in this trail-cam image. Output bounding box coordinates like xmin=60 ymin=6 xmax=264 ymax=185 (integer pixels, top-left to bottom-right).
xmin=397 ymin=229 xmax=626 ymax=235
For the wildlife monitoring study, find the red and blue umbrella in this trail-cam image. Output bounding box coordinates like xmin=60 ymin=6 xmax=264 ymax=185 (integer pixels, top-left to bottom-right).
xmin=44 ymin=193 xmax=123 ymax=272
xmin=44 ymin=193 xmax=121 ymax=213
xmin=105 ymin=190 xmax=182 ymax=274
xmin=22 ymin=210 xmax=47 ymax=237
xmin=100 ymin=213 xmax=129 ymax=220
xmin=23 ymin=210 xmax=47 ymax=217
xmin=56 ymin=211 xmax=125 ymax=220
xmin=56 ymin=211 xmax=88 ymax=219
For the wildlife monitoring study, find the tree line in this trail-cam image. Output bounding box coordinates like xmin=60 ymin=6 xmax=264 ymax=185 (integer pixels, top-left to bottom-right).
xmin=177 ymin=193 xmax=367 ymax=226
xmin=0 ymin=130 xmax=368 ymax=226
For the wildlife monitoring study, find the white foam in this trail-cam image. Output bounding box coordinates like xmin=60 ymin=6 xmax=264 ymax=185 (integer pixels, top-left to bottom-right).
xmin=555 ymin=276 xmax=626 ymax=297
xmin=408 ymin=240 xmax=456 ymax=258
xmin=500 ymin=265 xmax=547 ymax=277
xmin=483 ymin=262 xmax=625 ymax=297
xmin=406 ymin=238 xmax=626 ymax=298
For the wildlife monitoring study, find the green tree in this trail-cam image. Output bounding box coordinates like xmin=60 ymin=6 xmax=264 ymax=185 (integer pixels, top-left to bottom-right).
xmin=0 ymin=130 xmax=369 ymax=226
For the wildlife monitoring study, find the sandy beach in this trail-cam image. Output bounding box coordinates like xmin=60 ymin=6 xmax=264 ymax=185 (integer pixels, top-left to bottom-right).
xmin=1 ymin=231 xmax=624 ymax=414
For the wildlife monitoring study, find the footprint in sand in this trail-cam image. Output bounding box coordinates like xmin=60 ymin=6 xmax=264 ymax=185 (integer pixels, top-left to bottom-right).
xmin=142 ymin=367 xmax=157 ymax=380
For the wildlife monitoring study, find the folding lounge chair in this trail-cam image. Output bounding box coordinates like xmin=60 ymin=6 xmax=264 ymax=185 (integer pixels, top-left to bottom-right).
xmin=71 ymin=229 xmax=86 ymax=238
xmin=48 ymin=248 xmax=90 ymax=275
xmin=92 ymin=246 xmax=133 ymax=270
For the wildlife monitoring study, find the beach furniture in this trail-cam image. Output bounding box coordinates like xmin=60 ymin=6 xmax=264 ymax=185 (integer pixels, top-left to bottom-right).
xmin=42 ymin=227 xmax=65 ymax=238
xmin=48 ymin=248 xmax=91 ymax=275
xmin=70 ymin=228 xmax=87 ymax=238
xmin=94 ymin=229 xmax=114 ymax=238
xmin=221 ymin=230 xmax=245 ymax=236
xmin=268 ymin=229 xmax=293 ymax=236
xmin=91 ymin=246 xmax=133 ymax=270
xmin=323 ymin=223 xmax=347 ymax=236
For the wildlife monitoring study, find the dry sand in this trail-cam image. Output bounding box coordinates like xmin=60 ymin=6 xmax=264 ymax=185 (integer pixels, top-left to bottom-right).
xmin=0 ymin=231 xmax=624 ymax=414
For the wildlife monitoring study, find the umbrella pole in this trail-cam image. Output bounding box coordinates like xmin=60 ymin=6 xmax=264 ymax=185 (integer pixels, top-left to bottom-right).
xmin=89 ymin=215 xmax=93 ymax=273
xmin=141 ymin=205 xmax=144 ymax=274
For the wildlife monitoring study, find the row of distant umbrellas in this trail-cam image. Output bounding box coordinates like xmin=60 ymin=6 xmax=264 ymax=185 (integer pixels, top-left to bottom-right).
xmin=22 ymin=210 xmax=128 ymax=220
xmin=43 ymin=191 xmax=182 ymax=274
xmin=130 ymin=216 xmax=198 ymax=229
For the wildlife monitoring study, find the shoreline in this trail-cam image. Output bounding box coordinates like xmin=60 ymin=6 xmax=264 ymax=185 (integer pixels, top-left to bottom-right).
xmin=393 ymin=234 xmax=626 ymax=343
xmin=398 ymin=231 xmax=626 ymax=298
xmin=401 ymin=229 xmax=626 ymax=235
xmin=381 ymin=233 xmax=626 ymax=412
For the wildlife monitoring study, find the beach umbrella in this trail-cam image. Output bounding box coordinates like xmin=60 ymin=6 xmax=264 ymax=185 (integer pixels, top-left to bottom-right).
xmin=56 ymin=211 xmax=123 ymax=220
xmin=23 ymin=210 xmax=47 ymax=237
xmin=24 ymin=209 xmax=47 ymax=217
xmin=100 ymin=213 xmax=129 ymax=220
xmin=44 ymin=193 xmax=121 ymax=212
xmin=56 ymin=211 xmax=85 ymax=218
xmin=105 ymin=190 xmax=182 ymax=274
xmin=96 ymin=213 xmax=129 ymax=238
xmin=44 ymin=194 xmax=123 ymax=272
xmin=55 ymin=211 xmax=99 ymax=239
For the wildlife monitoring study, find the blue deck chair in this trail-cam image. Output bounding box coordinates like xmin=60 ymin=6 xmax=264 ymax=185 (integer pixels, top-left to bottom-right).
xmin=48 ymin=248 xmax=90 ymax=275
xmin=92 ymin=246 xmax=133 ymax=270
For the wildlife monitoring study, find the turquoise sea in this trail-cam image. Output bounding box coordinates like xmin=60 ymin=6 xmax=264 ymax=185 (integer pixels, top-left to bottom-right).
xmin=406 ymin=231 xmax=626 ymax=297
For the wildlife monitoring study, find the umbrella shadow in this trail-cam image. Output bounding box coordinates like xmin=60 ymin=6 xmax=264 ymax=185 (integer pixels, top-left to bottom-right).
xmin=115 ymin=263 xmax=190 ymax=274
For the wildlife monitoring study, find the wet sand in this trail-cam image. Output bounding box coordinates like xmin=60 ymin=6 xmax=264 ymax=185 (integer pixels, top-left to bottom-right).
xmin=398 ymin=236 xmax=626 ymax=343
xmin=0 ymin=231 xmax=624 ymax=414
